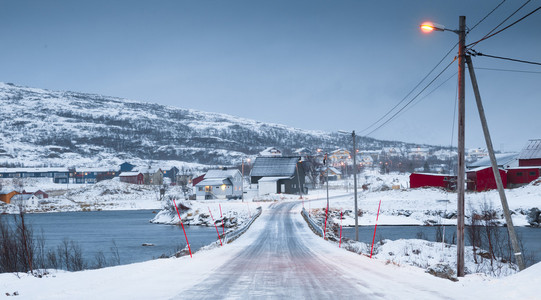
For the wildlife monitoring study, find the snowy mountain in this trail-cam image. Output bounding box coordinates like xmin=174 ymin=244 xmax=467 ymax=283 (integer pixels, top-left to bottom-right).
xmin=0 ymin=82 xmax=421 ymax=168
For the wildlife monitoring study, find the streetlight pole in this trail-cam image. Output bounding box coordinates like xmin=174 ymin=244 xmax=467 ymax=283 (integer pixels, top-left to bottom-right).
xmin=421 ymin=16 xmax=466 ymax=277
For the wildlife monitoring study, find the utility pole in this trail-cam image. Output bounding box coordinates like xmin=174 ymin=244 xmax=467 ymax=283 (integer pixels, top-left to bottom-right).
xmin=465 ymin=55 xmax=525 ymax=271
xmin=352 ymin=131 xmax=359 ymax=242
xmin=456 ymin=15 xmax=466 ymax=278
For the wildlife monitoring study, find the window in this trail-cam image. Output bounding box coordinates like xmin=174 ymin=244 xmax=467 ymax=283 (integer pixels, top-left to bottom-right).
xmin=516 ymin=172 xmax=523 ymax=176
xmin=198 ymin=187 xmax=203 ymax=191
xmin=529 ymin=172 xmax=536 ymax=176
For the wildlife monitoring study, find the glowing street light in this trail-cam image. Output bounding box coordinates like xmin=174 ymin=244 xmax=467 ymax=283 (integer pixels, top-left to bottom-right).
xmin=420 ymin=22 xmax=446 ymax=33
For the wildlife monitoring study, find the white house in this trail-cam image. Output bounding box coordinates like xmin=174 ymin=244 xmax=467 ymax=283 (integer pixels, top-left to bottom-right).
xmin=195 ymin=169 xmax=243 ymax=200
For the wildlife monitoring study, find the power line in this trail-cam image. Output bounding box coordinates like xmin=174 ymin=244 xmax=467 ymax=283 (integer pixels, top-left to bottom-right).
xmin=469 ymin=0 xmax=507 ymax=32
xmin=471 ymin=51 xmax=541 ymax=66
xmin=364 ymin=58 xmax=457 ymax=137
xmin=475 ymin=67 xmax=541 ymax=74
xmin=467 ymin=4 xmax=541 ymax=48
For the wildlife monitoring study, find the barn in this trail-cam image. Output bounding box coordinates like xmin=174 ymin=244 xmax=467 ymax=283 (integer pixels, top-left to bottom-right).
xmin=506 ymin=167 xmax=540 ymax=188
xmin=250 ymin=156 xmax=306 ymax=196
xmin=119 ymin=172 xmax=144 ymax=184
xmin=518 ymin=139 xmax=541 ymax=167
xmin=409 ymin=173 xmax=456 ymax=190
xmin=466 ymin=166 xmax=507 ymax=192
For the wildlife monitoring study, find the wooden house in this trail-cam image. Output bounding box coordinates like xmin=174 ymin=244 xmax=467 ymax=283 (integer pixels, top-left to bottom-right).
xmin=195 ymin=169 xmax=243 ymax=200
xmin=518 ymin=139 xmax=541 ymax=167
xmin=410 ymin=173 xmax=456 ymax=190
xmin=507 ymin=167 xmax=540 ymax=188
xmin=119 ymin=172 xmax=144 ymax=185
xmin=250 ymin=156 xmax=306 ymax=196
xmin=466 ymin=166 xmax=507 ymax=192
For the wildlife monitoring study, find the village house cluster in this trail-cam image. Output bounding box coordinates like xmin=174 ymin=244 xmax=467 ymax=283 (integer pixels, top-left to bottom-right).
xmin=410 ymin=139 xmax=541 ymax=192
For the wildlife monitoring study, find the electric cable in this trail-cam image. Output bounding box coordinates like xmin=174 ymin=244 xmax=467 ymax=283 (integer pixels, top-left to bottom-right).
xmin=467 ymin=4 xmax=541 ymax=48
xmin=475 ymin=67 xmax=541 ymax=74
xmin=364 ymin=58 xmax=457 ymax=137
xmin=471 ymin=51 xmax=541 ymax=66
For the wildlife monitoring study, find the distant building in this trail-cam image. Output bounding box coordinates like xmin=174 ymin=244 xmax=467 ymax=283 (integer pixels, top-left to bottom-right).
xmin=120 ymin=162 xmax=136 ymax=172
xmin=410 ymin=173 xmax=456 ymax=190
xmin=466 ymin=166 xmax=507 ymax=192
xmin=518 ymin=139 xmax=541 ymax=167
xmin=195 ymin=169 xmax=243 ymax=200
xmin=119 ymin=172 xmax=144 ymax=185
xmin=259 ymin=147 xmax=282 ymax=157
xmin=250 ymin=156 xmax=306 ymax=196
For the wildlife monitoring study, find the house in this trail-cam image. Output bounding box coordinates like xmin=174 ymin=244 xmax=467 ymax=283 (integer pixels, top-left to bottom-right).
xmin=72 ymin=168 xmax=118 ymax=184
xmin=250 ymin=156 xmax=306 ymax=196
xmin=139 ymin=167 xmax=164 ymax=185
xmin=408 ymin=147 xmax=430 ymax=160
xmin=195 ymin=169 xmax=243 ymax=200
xmin=163 ymin=167 xmax=180 ymax=183
xmin=120 ymin=162 xmax=136 ymax=172
xmin=294 ymin=148 xmax=313 ymax=161
xmin=518 ymin=139 xmax=541 ymax=167
xmin=0 ymin=167 xmax=70 ymax=183
xmin=259 ymin=147 xmax=282 ymax=157
xmin=0 ymin=190 xmax=18 ymax=204
xmin=9 ymin=193 xmax=39 ymax=208
xmin=410 ymin=173 xmax=456 ymax=190
xmin=319 ymin=166 xmax=342 ymax=181
xmin=119 ymin=172 xmax=144 ymax=184
xmin=328 ymin=149 xmax=351 ymax=166
xmin=466 ymin=166 xmax=507 ymax=192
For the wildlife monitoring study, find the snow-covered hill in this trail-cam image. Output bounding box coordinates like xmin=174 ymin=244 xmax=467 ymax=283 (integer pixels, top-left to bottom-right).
xmin=0 ymin=82 xmax=409 ymax=168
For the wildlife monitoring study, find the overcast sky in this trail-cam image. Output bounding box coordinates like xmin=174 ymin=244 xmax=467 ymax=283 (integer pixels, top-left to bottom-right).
xmin=1 ymin=0 xmax=540 ymax=151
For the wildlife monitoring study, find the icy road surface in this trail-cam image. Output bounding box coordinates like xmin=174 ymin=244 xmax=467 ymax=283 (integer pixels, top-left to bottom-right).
xmin=176 ymin=201 xmax=455 ymax=299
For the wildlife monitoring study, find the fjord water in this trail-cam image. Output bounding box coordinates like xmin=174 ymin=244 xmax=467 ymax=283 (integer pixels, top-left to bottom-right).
xmin=4 ymin=210 xmax=218 ymax=267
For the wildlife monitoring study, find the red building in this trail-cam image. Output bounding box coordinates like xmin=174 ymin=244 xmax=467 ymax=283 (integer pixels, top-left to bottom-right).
xmin=410 ymin=173 xmax=456 ymax=190
xmin=119 ymin=172 xmax=144 ymax=184
xmin=518 ymin=139 xmax=541 ymax=167
xmin=466 ymin=166 xmax=507 ymax=192
xmin=507 ymin=167 xmax=540 ymax=187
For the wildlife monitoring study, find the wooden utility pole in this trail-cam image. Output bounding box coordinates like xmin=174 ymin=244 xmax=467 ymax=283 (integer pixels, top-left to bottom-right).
xmin=456 ymin=15 xmax=466 ymax=277
xmin=465 ymin=55 xmax=525 ymax=271
xmin=352 ymin=131 xmax=359 ymax=242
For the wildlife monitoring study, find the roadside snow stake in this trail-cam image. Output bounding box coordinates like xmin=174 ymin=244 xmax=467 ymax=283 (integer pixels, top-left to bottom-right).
xmin=172 ymin=198 xmax=192 ymax=258
xmin=219 ymin=204 xmax=224 ymax=235
xmin=208 ymin=207 xmax=223 ymax=246
xmin=370 ymin=200 xmax=382 ymax=258
xmin=339 ymin=209 xmax=343 ymax=248
xmin=323 ymin=206 xmax=329 ymax=240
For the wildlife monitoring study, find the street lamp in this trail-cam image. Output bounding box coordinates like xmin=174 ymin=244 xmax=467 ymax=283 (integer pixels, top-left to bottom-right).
xmin=421 ymin=16 xmax=467 ymax=277
xmin=338 ymin=130 xmax=359 ymax=242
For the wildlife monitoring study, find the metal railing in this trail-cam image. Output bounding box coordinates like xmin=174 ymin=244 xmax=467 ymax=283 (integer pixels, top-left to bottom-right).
xmin=301 ymin=207 xmax=324 ymax=237
xmin=223 ymin=206 xmax=262 ymax=244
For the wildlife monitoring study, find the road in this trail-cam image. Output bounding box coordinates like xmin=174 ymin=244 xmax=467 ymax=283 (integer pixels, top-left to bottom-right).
xmin=176 ymin=201 xmax=455 ymax=300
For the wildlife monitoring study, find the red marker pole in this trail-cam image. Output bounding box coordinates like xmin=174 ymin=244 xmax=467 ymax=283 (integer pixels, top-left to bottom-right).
xmin=339 ymin=209 xmax=343 ymax=248
xmin=172 ymin=198 xmax=192 ymax=258
xmin=219 ymin=204 xmax=224 ymax=235
xmin=208 ymin=207 xmax=223 ymax=246
xmin=323 ymin=206 xmax=329 ymax=240
xmin=370 ymin=200 xmax=382 ymax=258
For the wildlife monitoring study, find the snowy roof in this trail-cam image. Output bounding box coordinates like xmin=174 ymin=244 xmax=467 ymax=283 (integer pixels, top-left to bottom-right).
xmin=258 ymin=176 xmax=291 ymax=183
xmin=467 ymin=153 xmax=518 ymax=169
xmin=119 ymin=172 xmax=142 ymax=177
xmin=250 ymin=156 xmax=300 ymax=177
xmin=205 ymin=169 xmax=240 ymax=179
xmin=0 ymin=167 xmax=69 ymax=173
xmin=196 ymin=178 xmax=232 ymax=186
xmin=518 ymin=139 xmax=541 ymax=160
xmin=467 ymin=166 xmax=505 ymax=173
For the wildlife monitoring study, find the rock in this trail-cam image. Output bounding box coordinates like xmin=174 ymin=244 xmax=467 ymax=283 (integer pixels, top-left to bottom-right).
xmin=426 ymin=264 xmax=458 ymax=282
xmin=142 ymin=243 xmax=155 ymax=246
xmin=527 ymin=208 xmax=540 ymax=226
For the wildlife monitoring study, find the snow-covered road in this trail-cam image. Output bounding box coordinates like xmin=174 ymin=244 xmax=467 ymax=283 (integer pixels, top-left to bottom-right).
xmin=174 ymin=201 xmax=457 ymax=299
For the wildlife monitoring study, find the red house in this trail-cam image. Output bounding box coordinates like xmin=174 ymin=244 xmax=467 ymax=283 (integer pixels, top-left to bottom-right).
xmin=410 ymin=173 xmax=456 ymax=190
xmin=507 ymin=167 xmax=540 ymax=187
xmin=119 ymin=172 xmax=144 ymax=184
xmin=518 ymin=139 xmax=541 ymax=167
xmin=466 ymin=166 xmax=507 ymax=192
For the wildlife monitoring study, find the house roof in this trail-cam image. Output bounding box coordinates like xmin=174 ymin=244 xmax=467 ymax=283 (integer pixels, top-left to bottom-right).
xmin=258 ymin=176 xmax=291 ymax=183
xmin=250 ymin=156 xmax=300 ymax=177
xmin=467 ymin=166 xmax=505 ymax=173
xmin=518 ymin=139 xmax=541 ymax=160
xmin=196 ymin=178 xmax=232 ymax=186
xmin=119 ymin=172 xmax=142 ymax=177
xmin=205 ymin=169 xmax=239 ymax=179
xmin=467 ymin=153 xmax=518 ymax=169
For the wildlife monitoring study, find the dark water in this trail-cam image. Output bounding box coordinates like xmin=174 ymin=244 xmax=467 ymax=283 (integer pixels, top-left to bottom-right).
xmin=342 ymin=225 xmax=541 ymax=264
xmin=2 ymin=210 xmax=219 ymax=266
